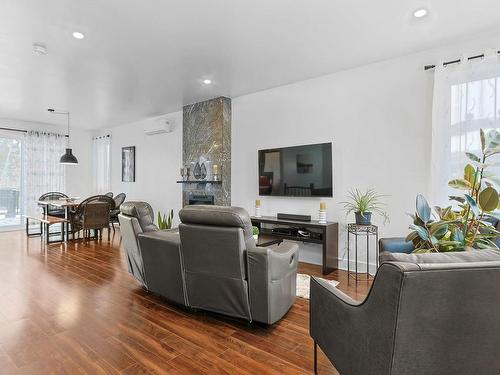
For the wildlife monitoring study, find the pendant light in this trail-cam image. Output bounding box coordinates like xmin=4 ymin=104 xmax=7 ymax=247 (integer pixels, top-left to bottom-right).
xmin=48 ymin=108 xmax=79 ymax=165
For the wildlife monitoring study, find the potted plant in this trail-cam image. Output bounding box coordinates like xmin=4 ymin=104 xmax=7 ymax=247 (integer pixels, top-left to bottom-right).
xmin=341 ymin=188 xmax=389 ymax=225
xmin=407 ymin=128 xmax=500 ymax=253
xmin=158 ymin=209 xmax=174 ymax=230
xmin=253 ymin=226 xmax=260 ymax=241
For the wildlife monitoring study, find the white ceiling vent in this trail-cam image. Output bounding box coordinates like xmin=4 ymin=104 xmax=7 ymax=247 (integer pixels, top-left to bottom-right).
xmin=143 ymin=118 xmax=173 ymax=135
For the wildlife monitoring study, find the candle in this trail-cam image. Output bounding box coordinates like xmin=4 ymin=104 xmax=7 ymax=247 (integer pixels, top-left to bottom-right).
xmin=213 ymin=164 xmax=219 ymax=173
xmin=255 ymin=199 xmax=262 ymax=217
xmin=320 ymin=202 xmax=326 ymax=211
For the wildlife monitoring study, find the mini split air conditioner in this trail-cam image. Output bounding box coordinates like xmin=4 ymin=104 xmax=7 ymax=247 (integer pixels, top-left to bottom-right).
xmin=143 ymin=119 xmax=173 ymax=135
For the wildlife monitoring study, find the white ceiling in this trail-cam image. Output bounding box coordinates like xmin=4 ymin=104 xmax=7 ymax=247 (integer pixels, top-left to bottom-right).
xmin=1 ymin=0 xmax=500 ymax=129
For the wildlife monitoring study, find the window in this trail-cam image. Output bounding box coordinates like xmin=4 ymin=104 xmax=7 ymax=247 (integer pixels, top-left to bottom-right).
xmin=0 ymin=133 xmax=22 ymax=228
xmin=92 ymin=135 xmax=111 ymax=194
xmin=431 ymin=54 xmax=500 ymax=205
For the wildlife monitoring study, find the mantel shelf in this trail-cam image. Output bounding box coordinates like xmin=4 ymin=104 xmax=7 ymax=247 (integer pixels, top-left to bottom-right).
xmin=176 ymin=180 xmax=222 ymax=184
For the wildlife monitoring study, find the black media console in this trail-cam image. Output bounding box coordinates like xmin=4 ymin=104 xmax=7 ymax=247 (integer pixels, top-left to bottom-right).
xmin=250 ymin=216 xmax=339 ymax=275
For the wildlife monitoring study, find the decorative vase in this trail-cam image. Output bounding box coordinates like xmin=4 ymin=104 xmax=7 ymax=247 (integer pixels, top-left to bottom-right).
xmin=253 ymin=234 xmax=259 ymax=241
xmin=193 ymin=162 xmax=202 ymax=179
xmin=200 ymin=163 xmax=207 ymax=179
xmin=205 ymin=161 xmax=212 ymax=180
xmin=355 ymin=211 xmax=372 ymax=225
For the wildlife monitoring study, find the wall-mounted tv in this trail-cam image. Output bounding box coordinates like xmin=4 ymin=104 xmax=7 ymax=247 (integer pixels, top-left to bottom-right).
xmin=258 ymin=142 xmax=332 ymax=197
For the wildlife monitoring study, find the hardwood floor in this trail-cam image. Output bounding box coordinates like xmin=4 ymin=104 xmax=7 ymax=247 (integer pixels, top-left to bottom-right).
xmin=0 ymin=229 xmax=371 ymax=374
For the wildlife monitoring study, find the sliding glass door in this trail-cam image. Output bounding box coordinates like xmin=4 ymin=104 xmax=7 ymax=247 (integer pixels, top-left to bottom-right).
xmin=0 ymin=133 xmax=22 ymax=230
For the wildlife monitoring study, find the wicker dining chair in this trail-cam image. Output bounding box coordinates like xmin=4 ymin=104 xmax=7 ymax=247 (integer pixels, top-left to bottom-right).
xmin=70 ymin=195 xmax=115 ymax=241
xmin=38 ymin=192 xmax=68 ymax=218
xmin=110 ymin=193 xmax=126 ymax=232
xmin=70 ymin=200 xmax=111 ymax=242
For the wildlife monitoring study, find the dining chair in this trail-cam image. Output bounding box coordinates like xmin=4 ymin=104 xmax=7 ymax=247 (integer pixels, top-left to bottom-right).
xmin=110 ymin=193 xmax=126 ymax=232
xmin=38 ymin=192 xmax=68 ymax=218
xmin=70 ymin=195 xmax=115 ymax=240
xmin=70 ymin=200 xmax=111 ymax=242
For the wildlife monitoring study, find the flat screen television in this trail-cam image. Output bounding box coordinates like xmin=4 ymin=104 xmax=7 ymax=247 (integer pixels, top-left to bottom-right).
xmin=258 ymin=142 xmax=333 ymax=197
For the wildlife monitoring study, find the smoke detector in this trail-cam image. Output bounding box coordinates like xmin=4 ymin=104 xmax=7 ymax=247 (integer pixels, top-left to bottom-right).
xmin=33 ymin=43 xmax=47 ymax=55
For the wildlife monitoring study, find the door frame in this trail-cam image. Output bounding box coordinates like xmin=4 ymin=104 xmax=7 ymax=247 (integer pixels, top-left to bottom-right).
xmin=0 ymin=130 xmax=24 ymax=232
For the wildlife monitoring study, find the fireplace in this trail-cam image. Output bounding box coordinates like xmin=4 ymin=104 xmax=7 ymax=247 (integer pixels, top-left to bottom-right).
xmin=188 ymin=195 xmax=215 ymax=205
xmin=182 ymin=97 xmax=231 ymax=206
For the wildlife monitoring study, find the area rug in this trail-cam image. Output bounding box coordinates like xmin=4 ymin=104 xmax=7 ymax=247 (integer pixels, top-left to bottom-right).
xmin=296 ymin=273 xmax=339 ymax=299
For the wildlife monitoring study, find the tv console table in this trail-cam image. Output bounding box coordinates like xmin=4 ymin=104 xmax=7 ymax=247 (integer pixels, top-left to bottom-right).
xmin=250 ymin=216 xmax=339 ymax=275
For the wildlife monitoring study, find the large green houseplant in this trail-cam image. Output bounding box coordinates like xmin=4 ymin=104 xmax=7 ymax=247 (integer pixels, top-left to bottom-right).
xmin=407 ymin=129 xmax=500 ymax=253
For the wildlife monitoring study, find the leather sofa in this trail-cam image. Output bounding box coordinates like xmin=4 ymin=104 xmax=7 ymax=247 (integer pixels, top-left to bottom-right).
xmin=119 ymin=202 xmax=299 ymax=324
xmin=118 ymin=201 xmax=187 ymax=306
xmin=310 ymin=249 xmax=500 ymax=375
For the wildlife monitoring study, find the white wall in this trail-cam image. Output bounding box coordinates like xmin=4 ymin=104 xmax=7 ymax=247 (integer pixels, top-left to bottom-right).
xmin=104 ymin=32 xmax=500 ymax=269
xmin=231 ymin=33 xmax=500 ymax=268
xmin=98 ymin=112 xmax=183 ymax=224
xmin=0 ymin=118 xmax=93 ymax=198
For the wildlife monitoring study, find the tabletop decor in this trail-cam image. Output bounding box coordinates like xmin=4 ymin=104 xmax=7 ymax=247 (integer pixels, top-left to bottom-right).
xmin=193 ymin=162 xmax=202 ymax=179
xmin=341 ymin=188 xmax=389 ymax=225
xmin=407 ymin=128 xmax=500 ymax=253
xmin=318 ymin=202 xmax=327 ymax=224
xmin=204 ymin=160 xmax=212 ymax=180
xmin=255 ymin=199 xmax=261 ymax=217
xmin=212 ymin=164 xmax=220 ymax=181
xmin=200 ymin=163 xmax=207 ymax=179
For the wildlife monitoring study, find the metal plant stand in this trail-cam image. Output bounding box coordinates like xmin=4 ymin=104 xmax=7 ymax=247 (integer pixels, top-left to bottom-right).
xmin=347 ymin=223 xmax=379 ymax=282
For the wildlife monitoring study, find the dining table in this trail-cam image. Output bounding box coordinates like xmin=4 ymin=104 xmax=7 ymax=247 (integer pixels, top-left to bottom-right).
xmin=36 ymin=198 xmax=83 ymax=241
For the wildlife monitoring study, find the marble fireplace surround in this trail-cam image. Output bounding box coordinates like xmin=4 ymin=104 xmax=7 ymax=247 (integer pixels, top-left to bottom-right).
xmin=182 ymin=96 xmax=231 ymax=206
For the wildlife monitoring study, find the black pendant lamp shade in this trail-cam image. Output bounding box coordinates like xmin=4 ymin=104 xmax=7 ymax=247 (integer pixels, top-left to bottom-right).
xmin=60 ymin=148 xmax=78 ymax=164
xmin=48 ymin=108 xmax=78 ymax=165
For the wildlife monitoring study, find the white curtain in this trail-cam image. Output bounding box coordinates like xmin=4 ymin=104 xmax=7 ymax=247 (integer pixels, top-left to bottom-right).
xmin=431 ymin=50 xmax=500 ymax=206
xmin=92 ymin=135 xmax=111 ymax=194
xmin=23 ymin=131 xmax=66 ymax=215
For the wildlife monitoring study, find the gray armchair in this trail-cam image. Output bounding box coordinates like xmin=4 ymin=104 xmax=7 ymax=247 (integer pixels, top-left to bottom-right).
xmin=310 ymin=249 xmax=500 ymax=375
xmin=179 ymin=205 xmax=298 ymax=324
xmin=118 ymin=201 xmax=187 ymax=306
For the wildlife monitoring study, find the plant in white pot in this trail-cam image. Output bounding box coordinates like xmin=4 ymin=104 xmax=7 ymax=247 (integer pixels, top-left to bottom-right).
xmin=252 ymin=226 xmax=260 ymax=241
xmin=341 ymin=188 xmax=389 ymax=225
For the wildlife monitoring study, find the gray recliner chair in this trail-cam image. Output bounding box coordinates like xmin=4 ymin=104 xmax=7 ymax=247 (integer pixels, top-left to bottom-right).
xmin=118 ymin=202 xmax=187 ymax=306
xmin=179 ymin=205 xmax=299 ymax=324
xmin=310 ymin=249 xmax=500 ymax=375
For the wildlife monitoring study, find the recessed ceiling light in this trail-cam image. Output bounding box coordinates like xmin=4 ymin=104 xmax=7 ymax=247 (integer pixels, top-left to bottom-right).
xmin=202 ymin=79 xmax=212 ymax=85
xmin=32 ymin=43 xmax=47 ymax=55
xmin=413 ymin=8 xmax=428 ymax=18
xmin=72 ymin=31 xmax=85 ymax=39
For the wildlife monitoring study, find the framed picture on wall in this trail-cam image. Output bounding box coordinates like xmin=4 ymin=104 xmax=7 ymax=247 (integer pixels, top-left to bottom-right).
xmin=122 ymin=146 xmax=135 ymax=182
